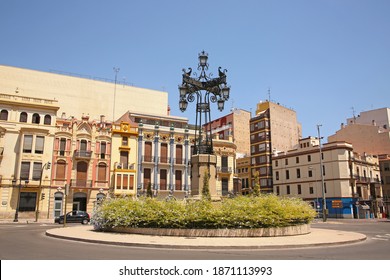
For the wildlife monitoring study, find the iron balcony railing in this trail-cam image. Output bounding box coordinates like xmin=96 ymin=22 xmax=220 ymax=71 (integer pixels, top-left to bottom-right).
xmin=74 ymin=150 xmax=92 ymax=159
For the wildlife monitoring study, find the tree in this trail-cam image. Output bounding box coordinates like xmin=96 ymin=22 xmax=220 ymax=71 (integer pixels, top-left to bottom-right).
xmin=202 ymin=170 xmax=211 ymax=201
xmin=146 ymin=182 xmax=153 ymax=198
xmin=252 ymin=171 xmax=260 ymax=197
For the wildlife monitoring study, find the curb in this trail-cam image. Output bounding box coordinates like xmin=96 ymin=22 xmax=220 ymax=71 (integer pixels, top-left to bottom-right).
xmin=45 ymin=226 xmax=367 ymax=250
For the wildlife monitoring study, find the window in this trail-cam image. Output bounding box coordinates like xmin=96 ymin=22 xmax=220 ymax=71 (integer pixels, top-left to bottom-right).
xmin=160 ymin=169 xmax=167 ymax=190
xmin=80 ymin=140 xmax=87 ymax=151
xmin=296 ymin=168 xmax=301 ymax=178
xmin=33 ymin=162 xmax=42 ymax=181
xmin=120 ymin=151 xmax=129 ymax=168
xmin=19 ymin=192 xmax=37 ymax=211
xmin=285 ymin=158 xmax=288 ymax=165
xmin=56 ymin=160 xmax=66 ymax=180
xmin=275 ymin=160 xmax=278 ymax=167
xmin=20 ymin=162 xmax=31 ymax=180
xmin=97 ymin=163 xmax=107 ymax=182
xmin=286 ymin=185 xmax=290 ymax=195
xmin=221 ymin=156 xmax=228 ymax=168
xmin=324 ymin=183 xmax=327 ymax=193
xmin=23 ymin=135 xmax=33 ymax=153
xmin=32 ymin=113 xmax=40 ymax=124
xmin=44 ymin=114 xmax=51 ymax=125
xmin=222 ymin=178 xmax=229 ymax=196
xmin=276 ymin=186 xmax=280 ymax=195
xmin=122 ymin=136 xmax=128 ymax=146
xmin=286 ymin=170 xmax=290 ymax=180
xmin=296 ymin=157 xmax=299 ymax=163
xmin=309 ymin=187 xmax=314 ymax=194
xmin=0 ymin=109 xmax=8 ymax=120
xmin=308 ymin=170 xmax=313 ymax=177
xmin=298 ymin=184 xmax=302 ymax=194
xmin=322 ymin=165 xmax=326 ymax=176
xmin=59 ymin=138 xmax=66 ymax=156
xmin=275 ymin=171 xmax=279 ymax=181
xmin=20 ymin=112 xmax=28 ymax=122
xmin=100 ymin=142 xmax=106 ymax=159
xmin=35 ymin=136 xmax=44 ymax=154
xmin=308 ymin=155 xmax=311 ymax=162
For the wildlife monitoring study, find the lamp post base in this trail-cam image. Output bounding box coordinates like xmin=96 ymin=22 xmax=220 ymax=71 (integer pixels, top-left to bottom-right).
xmin=190 ymin=154 xmax=217 ymax=199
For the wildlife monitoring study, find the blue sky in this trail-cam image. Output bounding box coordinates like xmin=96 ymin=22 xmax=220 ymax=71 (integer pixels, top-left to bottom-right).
xmin=1 ymin=0 xmax=389 ymax=139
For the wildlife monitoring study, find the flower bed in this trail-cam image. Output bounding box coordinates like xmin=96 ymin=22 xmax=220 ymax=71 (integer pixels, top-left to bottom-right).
xmin=92 ymin=195 xmax=316 ymax=235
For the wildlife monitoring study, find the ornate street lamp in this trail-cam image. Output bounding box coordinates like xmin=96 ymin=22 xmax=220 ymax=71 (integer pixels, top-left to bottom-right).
xmin=179 ymin=51 xmax=230 ymax=154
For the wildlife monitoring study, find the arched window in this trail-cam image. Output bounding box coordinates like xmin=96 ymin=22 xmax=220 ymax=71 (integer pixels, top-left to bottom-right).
xmin=20 ymin=112 xmax=28 ymax=122
xmin=0 ymin=109 xmax=8 ymax=121
xmin=32 ymin=113 xmax=40 ymax=124
xmin=44 ymin=114 xmax=51 ymax=125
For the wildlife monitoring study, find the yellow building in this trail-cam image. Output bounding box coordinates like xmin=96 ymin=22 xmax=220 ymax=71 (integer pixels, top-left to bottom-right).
xmin=0 ymin=93 xmax=59 ymax=220
xmin=110 ymin=118 xmax=139 ymax=197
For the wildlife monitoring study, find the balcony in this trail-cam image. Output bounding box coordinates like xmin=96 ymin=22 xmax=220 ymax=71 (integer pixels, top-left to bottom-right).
xmin=74 ymin=150 xmax=92 ymax=159
xmin=217 ymin=166 xmax=233 ymax=174
xmin=115 ymin=162 xmax=135 ymax=170
xmin=71 ymin=179 xmax=92 ymax=188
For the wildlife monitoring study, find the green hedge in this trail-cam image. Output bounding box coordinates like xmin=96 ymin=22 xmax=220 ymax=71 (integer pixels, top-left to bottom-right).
xmin=92 ymin=195 xmax=316 ymax=230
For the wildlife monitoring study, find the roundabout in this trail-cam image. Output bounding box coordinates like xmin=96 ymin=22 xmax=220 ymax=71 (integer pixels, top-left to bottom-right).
xmin=46 ymin=225 xmax=366 ymax=249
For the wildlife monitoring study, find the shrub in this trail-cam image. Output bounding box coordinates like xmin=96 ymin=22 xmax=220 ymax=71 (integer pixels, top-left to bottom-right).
xmin=91 ymin=195 xmax=316 ymax=230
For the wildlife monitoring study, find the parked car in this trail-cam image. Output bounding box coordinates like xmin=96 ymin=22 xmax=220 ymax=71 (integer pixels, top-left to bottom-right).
xmin=55 ymin=210 xmax=90 ymax=224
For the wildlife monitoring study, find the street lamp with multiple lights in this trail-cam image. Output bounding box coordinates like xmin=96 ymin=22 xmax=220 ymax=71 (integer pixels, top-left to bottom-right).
xmin=179 ymin=51 xmax=230 ymax=154
xmin=12 ymin=179 xmax=29 ymax=222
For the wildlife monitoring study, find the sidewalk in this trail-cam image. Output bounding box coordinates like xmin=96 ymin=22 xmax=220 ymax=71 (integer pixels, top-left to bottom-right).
xmin=45 ymin=225 xmax=367 ymax=249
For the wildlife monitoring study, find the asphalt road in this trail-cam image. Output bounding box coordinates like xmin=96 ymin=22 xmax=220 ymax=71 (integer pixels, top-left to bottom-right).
xmin=0 ymin=219 xmax=389 ymax=260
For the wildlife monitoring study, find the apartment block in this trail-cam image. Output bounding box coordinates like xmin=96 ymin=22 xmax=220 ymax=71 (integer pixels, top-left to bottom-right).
xmin=204 ymin=109 xmax=251 ymax=157
xmin=272 ymin=137 xmax=384 ymax=219
xmin=250 ymin=101 xmax=302 ymax=193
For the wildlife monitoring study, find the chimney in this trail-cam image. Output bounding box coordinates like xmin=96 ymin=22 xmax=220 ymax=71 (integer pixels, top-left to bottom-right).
xmin=100 ymin=115 xmax=106 ymax=123
xmin=61 ymin=112 xmax=66 ymax=119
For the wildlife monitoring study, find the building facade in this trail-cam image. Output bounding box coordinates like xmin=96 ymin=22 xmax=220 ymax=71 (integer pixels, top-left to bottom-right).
xmin=0 ymin=93 xmax=59 ymax=220
xmin=379 ymin=154 xmax=390 ymax=217
xmin=204 ymin=109 xmax=251 ymax=157
xmin=250 ymin=100 xmax=302 ymax=193
xmin=50 ymin=114 xmax=112 ymax=219
xmin=213 ymin=133 xmax=238 ymax=196
xmin=117 ymin=111 xmax=196 ymax=199
xmin=272 ymin=137 xmax=383 ymax=219
xmin=0 ymin=65 xmax=169 ymax=123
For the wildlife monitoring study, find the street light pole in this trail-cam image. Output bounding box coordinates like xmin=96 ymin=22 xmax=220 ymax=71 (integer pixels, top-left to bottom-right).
xmin=35 ymin=162 xmax=51 ymax=222
xmin=113 ymin=67 xmax=120 ymax=122
xmin=179 ymin=51 xmax=230 ymax=155
xmin=317 ymin=124 xmax=327 ymax=222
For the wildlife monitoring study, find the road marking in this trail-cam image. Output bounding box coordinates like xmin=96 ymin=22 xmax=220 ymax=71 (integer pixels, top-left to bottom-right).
xmin=375 ymin=235 xmax=390 ymax=239
xmin=372 ymin=237 xmax=388 ymax=241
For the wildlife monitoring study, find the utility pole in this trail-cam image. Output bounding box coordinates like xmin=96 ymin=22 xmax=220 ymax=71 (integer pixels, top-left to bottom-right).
xmin=113 ymin=67 xmax=120 ymax=122
xmin=317 ymin=124 xmax=327 ymax=222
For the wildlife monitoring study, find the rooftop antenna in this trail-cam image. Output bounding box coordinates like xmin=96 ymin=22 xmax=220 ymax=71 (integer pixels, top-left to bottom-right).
xmin=351 ymin=106 xmax=356 ymax=120
xmin=113 ymin=67 xmax=120 ymax=122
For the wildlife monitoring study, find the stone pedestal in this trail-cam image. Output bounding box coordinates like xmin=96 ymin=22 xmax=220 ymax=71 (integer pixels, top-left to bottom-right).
xmin=190 ymin=154 xmax=218 ymax=199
